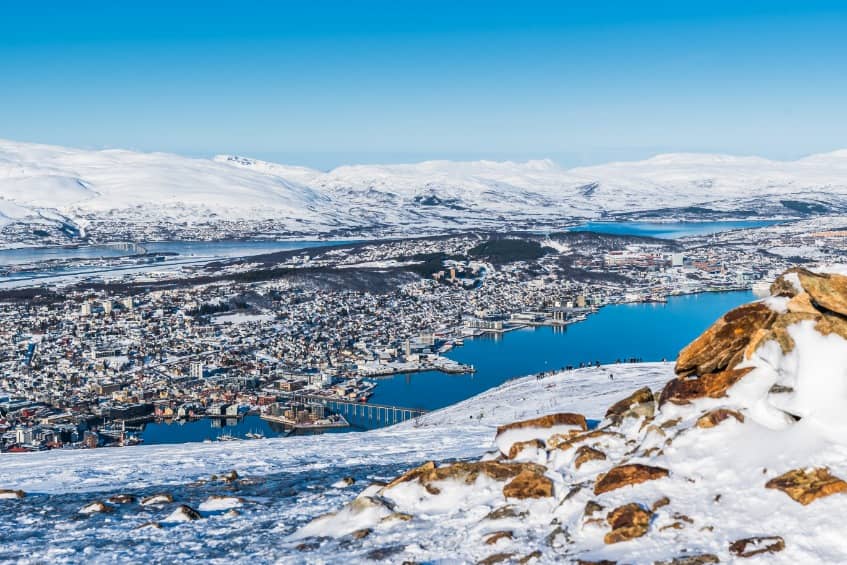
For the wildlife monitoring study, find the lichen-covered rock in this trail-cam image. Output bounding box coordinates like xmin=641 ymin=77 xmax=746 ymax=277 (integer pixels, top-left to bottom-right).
xmin=659 ymin=367 xmax=753 ymax=406
xmin=502 ymin=468 xmax=554 ymax=499
xmin=507 ymin=439 xmax=545 ymax=460
xmin=675 ymin=302 xmax=777 ymax=377
xmin=594 ymin=464 xmax=669 ymax=495
xmin=496 ymin=413 xmax=587 ymax=435
xmin=604 ymin=503 xmax=652 ymax=544
xmin=696 ymin=408 xmax=745 ymax=429
xmin=605 ymin=386 xmax=655 ymax=422
xmin=729 ymin=535 xmax=785 ymax=557
xmin=574 ymin=445 xmax=607 ymax=469
xmin=796 ymin=269 xmax=847 ymax=317
xmin=765 ymin=467 xmax=847 ymax=505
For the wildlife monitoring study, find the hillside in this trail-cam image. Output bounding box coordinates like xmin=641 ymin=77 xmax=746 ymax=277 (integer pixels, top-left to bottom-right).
xmin=3 ymin=139 xmax=847 ymax=238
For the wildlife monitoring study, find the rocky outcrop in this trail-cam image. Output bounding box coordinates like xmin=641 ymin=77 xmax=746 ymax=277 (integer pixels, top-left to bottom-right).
xmin=604 ymin=503 xmax=652 ymax=544
xmin=729 ymin=535 xmax=785 ymax=558
xmin=675 ymin=302 xmax=777 ymax=377
xmin=659 ymin=367 xmax=752 ymax=406
xmin=594 ymin=464 xmax=669 ymax=495
xmin=502 ymin=468 xmax=554 ymax=499
xmin=604 ymin=386 xmax=655 ymax=422
xmin=696 ymin=408 xmax=745 ymax=429
xmin=293 ymin=267 xmax=847 ymax=563
xmin=765 ymin=468 xmax=847 ymax=505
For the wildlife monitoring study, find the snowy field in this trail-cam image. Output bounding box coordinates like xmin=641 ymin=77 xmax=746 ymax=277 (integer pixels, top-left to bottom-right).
xmin=0 ymin=364 xmax=671 ymax=563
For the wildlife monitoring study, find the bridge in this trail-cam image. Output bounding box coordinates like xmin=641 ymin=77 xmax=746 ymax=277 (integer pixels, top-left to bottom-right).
xmin=288 ymin=394 xmax=428 ymax=427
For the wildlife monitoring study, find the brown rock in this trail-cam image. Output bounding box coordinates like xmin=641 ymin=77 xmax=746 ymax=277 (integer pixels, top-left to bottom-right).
xmin=651 ymin=496 xmax=670 ymax=511
xmin=496 ymin=413 xmax=587 ymax=437
xmin=659 ymin=367 xmax=753 ymax=406
xmin=675 ymin=302 xmax=777 ymax=377
xmin=574 ymin=445 xmax=607 ymax=469
xmin=770 ymin=269 xmax=807 ymax=297
xmin=765 ymin=467 xmax=847 ymax=505
xmin=517 ymin=550 xmax=543 ymax=564
xmin=787 ymin=292 xmax=819 ymax=314
xmin=0 ymin=489 xmax=26 ymax=499
xmin=547 ymin=429 xmax=620 ymax=451
xmin=387 ymin=461 xmax=550 ymax=497
xmin=502 ymin=468 xmax=554 ymax=499
xmin=729 ymin=535 xmax=785 ymax=558
xmin=605 ymin=386 xmax=655 ymax=422
xmin=477 ymin=553 xmax=515 ymax=565
xmin=507 ymin=439 xmax=545 ymax=460
xmin=140 ymin=493 xmax=174 ymax=505
xmin=696 ymin=408 xmax=745 ymax=429
xmin=108 ymin=494 xmax=136 ymax=504
xmin=659 ymin=522 xmax=685 ymax=531
xmin=595 ymin=464 xmax=669 ymax=495
xmin=485 ymin=505 xmax=527 ymax=521
xmin=351 ymin=528 xmax=371 ymax=540
xmin=797 ymin=269 xmax=847 ymax=317
xmin=604 ymin=503 xmax=652 ymax=544
xmin=655 ymin=555 xmax=719 ymax=565
xmin=484 ymin=530 xmax=514 ymax=545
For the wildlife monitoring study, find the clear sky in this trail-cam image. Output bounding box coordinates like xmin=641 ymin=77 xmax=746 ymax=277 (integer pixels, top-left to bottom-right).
xmin=1 ymin=1 xmax=846 ymax=169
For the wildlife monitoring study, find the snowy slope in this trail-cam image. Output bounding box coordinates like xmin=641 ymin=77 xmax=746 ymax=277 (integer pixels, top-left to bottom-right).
xmin=291 ymin=268 xmax=847 ymax=564
xmin=0 ymin=364 xmax=670 ymax=563
xmin=3 ymin=138 xmax=847 ymax=237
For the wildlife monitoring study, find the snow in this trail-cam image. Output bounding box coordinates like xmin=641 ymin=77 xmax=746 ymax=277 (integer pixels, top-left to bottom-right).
xmin=4 ymin=138 xmax=847 ymax=235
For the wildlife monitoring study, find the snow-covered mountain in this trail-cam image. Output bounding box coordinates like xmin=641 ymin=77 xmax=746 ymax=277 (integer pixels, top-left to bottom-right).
xmin=3 ymin=138 xmax=847 ymax=237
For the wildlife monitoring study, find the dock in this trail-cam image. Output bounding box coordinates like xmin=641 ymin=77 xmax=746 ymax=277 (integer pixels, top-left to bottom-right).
xmin=287 ymin=393 xmax=428 ymax=427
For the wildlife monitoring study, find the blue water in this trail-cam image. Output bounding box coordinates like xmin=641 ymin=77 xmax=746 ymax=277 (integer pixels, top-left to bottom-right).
xmin=369 ymin=290 xmax=754 ymax=411
xmin=568 ymin=220 xmax=780 ymax=239
xmin=141 ymin=289 xmax=753 ymax=442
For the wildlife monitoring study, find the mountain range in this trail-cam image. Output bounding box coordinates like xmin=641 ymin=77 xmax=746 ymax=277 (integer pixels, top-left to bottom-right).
xmin=2 ymin=139 xmax=847 ymax=236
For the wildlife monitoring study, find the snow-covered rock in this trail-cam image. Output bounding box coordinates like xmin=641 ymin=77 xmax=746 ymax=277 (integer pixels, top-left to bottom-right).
xmin=293 ymin=266 xmax=847 ymax=563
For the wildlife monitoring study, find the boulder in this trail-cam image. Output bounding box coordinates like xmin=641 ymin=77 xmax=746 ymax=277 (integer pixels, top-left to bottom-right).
xmin=485 ymin=505 xmax=527 ymax=521
xmin=796 ymin=270 xmax=847 ymax=317
xmin=166 ymin=504 xmax=202 ymax=522
xmin=496 ymin=413 xmax=587 ymax=436
xmin=584 ymin=500 xmax=605 ymax=518
xmin=659 ymin=367 xmax=753 ymax=406
xmin=574 ymin=445 xmax=607 ymax=470
xmin=507 ymin=439 xmax=546 ymax=460
xmin=675 ymin=302 xmax=777 ymax=377
xmin=79 ymin=500 xmax=113 ymax=514
xmin=386 ymin=460 xmax=549 ymax=497
xmin=141 ymin=493 xmax=174 ymax=506
xmin=765 ymin=467 xmax=847 ymax=505
xmin=548 ymin=429 xmax=620 ymax=451
xmin=477 ymin=553 xmax=516 ymax=565
xmin=0 ymin=489 xmax=25 ymax=499
xmin=594 ymin=464 xmax=669 ymax=495
xmin=108 ymin=494 xmax=136 ymax=504
xmin=333 ymin=477 xmax=355 ymax=488
xmin=502 ymin=468 xmax=554 ymax=499
xmin=605 ymin=386 xmax=655 ymax=422
xmin=484 ymin=530 xmax=514 ymax=545
xmin=696 ymin=408 xmax=745 ymax=429
xmin=729 ymin=535 xmax=785 ymax=558
xmin=604 ymin=503 xmax=652 ymax=544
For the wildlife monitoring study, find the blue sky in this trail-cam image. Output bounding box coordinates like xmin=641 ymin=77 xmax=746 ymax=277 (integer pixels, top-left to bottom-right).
xmin=1 ymin=1 xmax=846 ymax=169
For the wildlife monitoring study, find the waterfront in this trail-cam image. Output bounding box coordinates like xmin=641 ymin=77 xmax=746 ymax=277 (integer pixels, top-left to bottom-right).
xmin=141 ymin=289 xmax=754 ymax=442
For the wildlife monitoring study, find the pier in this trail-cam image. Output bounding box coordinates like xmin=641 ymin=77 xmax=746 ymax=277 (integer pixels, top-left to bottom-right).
xmin=287 ymin=394 xmax=427 ymax=427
